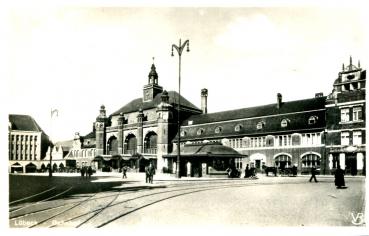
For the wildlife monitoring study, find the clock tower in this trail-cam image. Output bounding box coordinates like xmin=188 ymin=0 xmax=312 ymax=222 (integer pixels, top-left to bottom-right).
xmin=143 ymin=62 xmax=163 ymax=102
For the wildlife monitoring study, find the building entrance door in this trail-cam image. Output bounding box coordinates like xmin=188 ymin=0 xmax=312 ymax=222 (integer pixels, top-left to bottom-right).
xmin=255 ymin=160 xmax=261 ymax=172
xmin=346 ymin=154 xmax=357 ymax=176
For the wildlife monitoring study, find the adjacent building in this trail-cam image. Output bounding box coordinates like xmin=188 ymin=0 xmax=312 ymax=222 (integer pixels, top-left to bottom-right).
xmin=8 ymin=114 xmax=51 ymax=173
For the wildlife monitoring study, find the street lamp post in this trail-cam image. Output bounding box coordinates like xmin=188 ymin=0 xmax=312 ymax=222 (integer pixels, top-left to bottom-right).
xmin=171 ymin=39 xmax=190 ymax=178
xmin=49 ymin=109 xmax=58 ymax=177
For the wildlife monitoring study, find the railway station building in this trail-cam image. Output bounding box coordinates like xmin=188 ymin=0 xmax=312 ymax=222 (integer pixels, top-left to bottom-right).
xmin=23 ymin=56 xmax=365 ymax=176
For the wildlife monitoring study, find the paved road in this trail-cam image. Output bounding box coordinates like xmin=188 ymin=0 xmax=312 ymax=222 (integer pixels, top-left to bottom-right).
xmin=9 ymin=174 xmax=365 ymax=228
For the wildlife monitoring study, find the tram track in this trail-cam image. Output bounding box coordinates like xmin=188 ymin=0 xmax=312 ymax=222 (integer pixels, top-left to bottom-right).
xmin=10 ymin=178 xmax=326 ymax=228
xmin=9 ymin=187 xmax=73 ymax=215
xmin=49 ymin=181 xmax=268 ymax=228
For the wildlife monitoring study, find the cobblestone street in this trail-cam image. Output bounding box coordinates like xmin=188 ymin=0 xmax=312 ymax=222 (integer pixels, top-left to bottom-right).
xmin=9 ymin=173 xmax=366 ymax=228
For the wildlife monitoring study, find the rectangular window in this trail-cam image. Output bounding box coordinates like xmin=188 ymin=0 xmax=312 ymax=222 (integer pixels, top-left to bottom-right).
xmin=341 ymin=108 xmax=350 ymax=122
xmin=341 ymin=132 xmax=350 ymax=145
xmin=353 ymin=131 xmax=362 ymax=145
xmin=353 ymin=107 xmax=362 ymax=121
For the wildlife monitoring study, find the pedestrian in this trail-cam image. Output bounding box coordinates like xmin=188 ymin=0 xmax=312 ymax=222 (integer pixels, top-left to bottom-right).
xmin=244 ymin=164 xmax=249 ymax=178
xmin=122 ymin=165 xmax=128 ymax=179
xmin=292 ymin=164 xmax=298 ymax=177
xmin=148 ymin=162 xmax=155 ymax=184
xmin=145 ymin=165 xmax=150 ymax=183
xmin=87 ymin=166 xmax=93 ymax=178
xmin=335 ymin=165 xmax=346 ymax=189
xmin=309 ymin=165 xmax=318 ymax=183
xmin=81 ymin=166 xmax=85 ymax=178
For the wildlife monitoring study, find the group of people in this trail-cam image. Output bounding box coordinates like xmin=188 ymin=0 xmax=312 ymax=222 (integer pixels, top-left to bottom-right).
xmin=80 ymin=166 xmax=93 ymax=178
xmin=309 ymin=165 xmax=346 ymax=188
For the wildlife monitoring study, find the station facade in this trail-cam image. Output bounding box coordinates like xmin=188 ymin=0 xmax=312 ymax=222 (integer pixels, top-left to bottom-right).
xmin=10 ymin=57 xmax=365 ymax=176
xmin=68 ymin=56 xmax=365 ymax=176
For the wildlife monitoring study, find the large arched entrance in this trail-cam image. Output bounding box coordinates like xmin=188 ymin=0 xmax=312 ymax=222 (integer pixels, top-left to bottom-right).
xmin=124 ymin=134 xmax=137 ymax=155
xmin=301 ymin=153 xmax=321 ymax=174
xmin=108 ymin=136 xmax=118 ymax=155
xmin=144 ymin=132 xmax=157 ymax=154
xmin=274 ymin=154 xmax=292 ymax=169
xmin=25 ymin=163 xmax=37 ymax=173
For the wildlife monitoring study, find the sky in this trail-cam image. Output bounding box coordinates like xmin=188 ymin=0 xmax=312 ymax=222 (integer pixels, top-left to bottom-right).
xmin=4 ymin=4 xmax=368 ymax=142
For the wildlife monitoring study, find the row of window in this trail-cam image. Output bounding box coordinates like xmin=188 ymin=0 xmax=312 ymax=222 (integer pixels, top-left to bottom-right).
xmin=183 ymin=116 xmax=319 ymax=137
xmin=243 ymin=154 xmax=321 ymax=169
xmin=340 ymin=106 xmax=363 ymax=122
xmin=225 ymin=133 xmax=322 ymax=149
xmin=341 ymin=130 xmax=363 ymax=145
xmin=10 ymin=134 xmax=38 ymax=142
xmin=9 ymin=153 xmax=37 ymax=161
xmin=68 ymin=149 xmax=97 ymax=158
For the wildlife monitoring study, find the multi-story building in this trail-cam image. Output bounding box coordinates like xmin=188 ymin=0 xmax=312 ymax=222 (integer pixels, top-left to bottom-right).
xmin=8 ymin=114 xmax=51 ymax=173
xmin=64 ymin=57 xmax=365 ymax=176
xmin=325 ymin=57 xmax=366 ymax=175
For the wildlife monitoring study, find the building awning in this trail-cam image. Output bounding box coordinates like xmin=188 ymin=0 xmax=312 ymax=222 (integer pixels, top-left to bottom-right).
xmin=163 ymin=142 xmax=246 ymax=159
xmin=93 ymin=154 xmax=155 ymax=161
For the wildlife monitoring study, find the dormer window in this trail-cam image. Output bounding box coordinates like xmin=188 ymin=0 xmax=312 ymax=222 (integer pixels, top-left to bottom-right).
xmin=188 ymin=120 xmax=193 ymax=125
xmin=197 ymin=128 xmax=205 ymax=136
xmin=308 ymin=116 xmax=318 ymax=125
xmin=281 ymin=119 xmax=290 ymax=128
xmin=215 ymin=126 xmax=222 ymax=134
xmin=180 ymin=130 xmax=187 ymax=137
xmin=257 ymin=121 xmax=265 ymax=130
xmin=235 ymin=124 xmax=243 ymax=132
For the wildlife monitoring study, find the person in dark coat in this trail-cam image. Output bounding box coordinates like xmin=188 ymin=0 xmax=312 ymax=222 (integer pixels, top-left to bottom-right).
xmin=87 ymin=166 xmax=93 ymax=178
xmin=335 ymin=165 xmax=345 ymax=188
xmin=309 ymin=166 xmax=318 ymax=183
xmin=122 ymin=165 xmax=128 ymax=179
xmin=292 ymin=164 xmax=298 ymax=177
xmin=244 ymin=164 xmax=249 ymax=178
xmin=145 ymin=166 xmax=150 ymax=183
xmin=81 ymin=166 xmax=85 ymax=178
xmin=147 ymin=162 xmax=155 ymax=184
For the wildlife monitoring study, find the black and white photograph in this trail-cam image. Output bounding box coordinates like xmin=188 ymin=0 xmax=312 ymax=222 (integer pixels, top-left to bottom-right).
xmin=2 ymin=0 xmax=368 ymax=234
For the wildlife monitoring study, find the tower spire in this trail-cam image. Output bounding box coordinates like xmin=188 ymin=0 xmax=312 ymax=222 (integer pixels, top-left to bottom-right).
xmin=358 ymin=60 xmax=361 ymax=68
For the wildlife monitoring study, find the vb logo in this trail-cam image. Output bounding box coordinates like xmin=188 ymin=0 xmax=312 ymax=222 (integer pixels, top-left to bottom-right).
xmin=351 ymin=212 xmax=365 ymax=226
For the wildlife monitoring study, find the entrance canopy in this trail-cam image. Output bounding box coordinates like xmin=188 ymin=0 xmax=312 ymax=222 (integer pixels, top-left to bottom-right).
xmin=164 ymin=142 xmax=245 ymax=159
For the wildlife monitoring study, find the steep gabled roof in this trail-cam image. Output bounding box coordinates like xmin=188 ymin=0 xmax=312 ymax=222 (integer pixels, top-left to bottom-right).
xmin=182 ymin=96 xmax=326 ymax=126
xmin=9 ymin=114 xmax=45 ymax=132
xmin=110 ymin=90 xmax=201 ymax=116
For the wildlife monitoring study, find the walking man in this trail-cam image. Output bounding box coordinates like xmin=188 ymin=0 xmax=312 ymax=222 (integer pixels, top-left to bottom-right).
xmin=148 ymin=162 xmax=155 ymax=184
xmin=122 ymin=165 xmax=128 ymax=179
xmin=309 ymin=165 xmax=318 ymax=183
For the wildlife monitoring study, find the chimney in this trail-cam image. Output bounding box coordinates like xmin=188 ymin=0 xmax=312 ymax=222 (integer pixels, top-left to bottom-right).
xmin=315 ymin=92 xmax=323 ymax=98
xmin=277 ymin=93 xmax=282 ymax=109
xmin=201 ymin=88 xmax=208 ymax=114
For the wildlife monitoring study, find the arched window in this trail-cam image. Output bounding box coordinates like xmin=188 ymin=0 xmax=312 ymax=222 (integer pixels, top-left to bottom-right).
xmin=144 ymin=132 xmax=157 ymax=154
xmin=125 ymin=134 xmax=137 ymax=154
xmin=274 ymin=154 xmax=292 ymax=168
xmin=301 ymin=154 xmax=321 ymax=168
